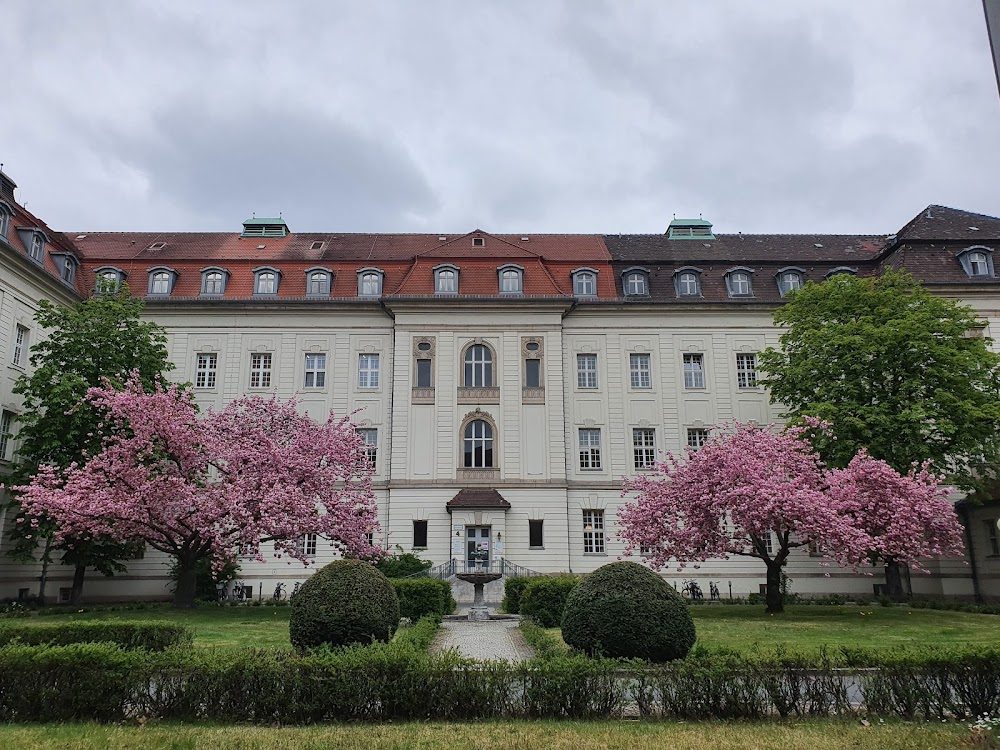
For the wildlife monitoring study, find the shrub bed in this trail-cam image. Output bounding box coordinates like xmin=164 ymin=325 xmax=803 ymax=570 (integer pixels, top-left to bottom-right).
xmin=520 ymin=576 xmax=579 ymax=628
xmin=502 ymin=576 xmax=532 ymax=614
xmin=2 ymin=640 xmax=1000 ymax=722
xmin=391 ymin=579 xmax=455 ymax=621
xmin=0 ymin=621 xmax=192 ymax=651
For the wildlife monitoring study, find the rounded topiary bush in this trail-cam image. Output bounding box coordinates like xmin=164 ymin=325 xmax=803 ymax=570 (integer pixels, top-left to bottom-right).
xmin=289 ymin=559 xmax=400 ymax=650
xmin=561 ymin=561 xmax=696 ymax=662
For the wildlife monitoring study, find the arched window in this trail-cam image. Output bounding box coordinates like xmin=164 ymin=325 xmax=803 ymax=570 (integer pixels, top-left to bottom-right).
xmin=825 ymin=267 xmax=857 ymax=279
xmin=435 ymin=265 xmax=459 ymax=294
xmin=305 ymin=267 xmax=332 ymax=296
xmin=94 ymin=266 xmax=125 ymax=293
xmin=464 ymin=344 xmax=493 ymax=387
xmin=463 ymin=419 xmax=494 ymax=468
xmin=725 ymin=269 xmax=753 ymax=297
xmin=958 ymin=248 xmax=994 ymax=278
xmin=498 ymin=266 xmax=523 ymax=294
xmin=358 ymin=269 xmax=384 ymax=297
xmin=30 ymin=234 xmax=44 ymax=262
xmin=623 ymin=271 xmax=648 ymax=296
xmin=572 ymin=269 xmax=597 ymax=297
xmin=776 ymin=268 xmax=804 ymax=296
xmin=150 ymin=271 xmax=171 ymax=295
xmin=255 ymin=270 xmax=277 ymax=295
xmin=969 ymin=252 xmax=989 ymax=276
xmin=674 ymin=269 xmax=701 ymax=297
xmin=202 ymin=271 xmax=225 ymax=295
xmin=0 ymin=203 xmax=10 ymax=239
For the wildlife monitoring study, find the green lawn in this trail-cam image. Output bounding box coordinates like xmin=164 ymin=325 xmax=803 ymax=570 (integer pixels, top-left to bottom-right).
xmin=25 ymin=606 xmax=294 ymax=650
xmin=545 ymin=604 xmax=1000 ymax=655
xmin=0 ymin=721 xmax=973 ymax=750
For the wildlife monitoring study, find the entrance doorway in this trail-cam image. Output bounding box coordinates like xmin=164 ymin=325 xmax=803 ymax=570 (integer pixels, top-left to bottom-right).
xmin=466 ymin=526 xmax=491 ymax=568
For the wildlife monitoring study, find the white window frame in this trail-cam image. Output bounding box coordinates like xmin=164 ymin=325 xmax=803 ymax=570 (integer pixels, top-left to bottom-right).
xmin=778 ymin=270 xmax=803 ymax=296
xmin=249 ymin=353 xmax=272 ymax=388
xmin=30 ymin=234 xmax=44 ymax=262
xmin=573 ymin=270 xmax=597 ymax=297
xmin=304 ymin=353 xmax=327 ymax=389
xmin=0 ymin=207 xmax=9 ymax=239
xmin=986 ymin=520 xmax=999 ymax=557
xmin=195 ymin=353 xmax=218 ymax=389
xmin=201 ymin=269 xmax=227 ymax=296
xmin=736 ymin=353 xmax=758 ymax=389
xmin=583 ymin=509 xmax=605 ymax=553
xmin=358 ymin=353 xmax=380 ymax=389
xmin=676 ymin=270 xmax=700 ymax=297
xmin=624 ymin=271 xmax=648 ymax=296
xmin=463 ymin=344 xmax=494 ymax=388
xmin=307 ymin=270 xmax=331 ymax=296
xmin=255 ymin=270 xmax=278 ymax=295
xmin=435 ymin=266 xmax=458 ymax=294
xmin=683 ymin=353 xmax=705 ymax=389
xmin=499 ymin=267 xmax=522 ymax=294
xmin=12 ymin=325 xmax=28 ymax=368
xmin=149 ymin=271 xmax=172 ymax=295
xmin=629 ymin=353 xmax=651 ymax=389
xmin=727 ymin=270 xmax=752 ymax=297
xmin=687 ymin=427 xmax=708 ymax=450
xmin=0 ymin=411 xmax=14 ymax=461
xmin=969 ymin=252 xmax=990 ymax=277
xmin=633 ymin=428 xmax=655 ymax=470
xmin=358 ymin=269 xmax=383 ymax=297
xmin=579 ymin=428 xmax=602 ymax=470
xmin=357 ymin=427 xmax=378 ymax=467
xmin=297 ymin=533 xmax=318 ymax=558
xmin=463 ymin=419 xmax=494 ymax=468
xmin=576 ymin=353 xmax=598 ymax=389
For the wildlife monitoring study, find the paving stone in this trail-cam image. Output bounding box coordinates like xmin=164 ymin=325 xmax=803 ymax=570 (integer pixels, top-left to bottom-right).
xmin=431 ymin=619 xmax=533 ymax=662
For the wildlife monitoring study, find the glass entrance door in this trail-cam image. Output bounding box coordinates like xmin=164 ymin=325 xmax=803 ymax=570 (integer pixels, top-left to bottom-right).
xmin=466 ymin=526 xmax=491 ymax=568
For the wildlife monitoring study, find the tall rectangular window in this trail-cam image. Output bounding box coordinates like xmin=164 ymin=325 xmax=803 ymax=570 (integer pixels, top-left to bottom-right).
xmin=304 ymin=353 xmax=327 ymax=388
xmin=683 ymin=353 xmax=705 ymax=389
xmin=577 ymin=353 xmax=598 ymax=389
xmin=583 ymin=510 xmax=605 ymax=554
xmin=413 ymin=520 xmax=428 ymax=549
xmin=762 ymin=532 xmax=774 ymax=557
xmin=195 ymin=353 xmax=217 ymax=388
xmin=0 ymin=411 xmax=13 ymax=461
xmin=633 ymin=428 xmax=656 ymax=469
xmin=357 ymin=428 xmax=378 ymax=467
xmin=986 ymin=520 xmax=999 ymax=556
xmin=359 ymin=353 xmax=380 ymax=388
xmin=525 ymin=358 xmax=541 ymax=388
xmin=249 ymin=353 xmax=272 ymax=388
xmin=529 ymin=520 xmax=544 ymax=549
xmin=687 ymin=428 xmax=708 ymax=450
xmin=736 ymin=353 xmax=758 ymax=389
xmin=416 ymin=358 xmax=432 ymax=388
xmin=579 ymin=428 xmax=602 ymax=470
xmin=297 ymin=533 xmax=317 ymax=558
xmin=12 ymin=325 xmax=28 ymax=367
xmin=629 ymin=353 xmax=651 ymax=389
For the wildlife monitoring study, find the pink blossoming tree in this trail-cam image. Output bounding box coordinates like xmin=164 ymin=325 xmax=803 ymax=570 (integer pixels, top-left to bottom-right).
xmin=827 ymin=451 xmax=966 ymax=593
xmin=15 ymin=376 xmax=380 ymax=607
xmin=619 ymin=421 xmax=963 ymax=613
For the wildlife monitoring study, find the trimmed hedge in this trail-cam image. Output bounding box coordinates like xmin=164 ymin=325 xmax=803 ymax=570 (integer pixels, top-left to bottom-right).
xmin=0 ymin=621 xmax=192 ymax=651
xmin=289 ymin=559 xmax=400 ymax=650
xmin=520 ymin=576 xmax=579 ymax=628
xmin=562 ymin=562 xmax=695 ymax=662
xmin=2 ymin=641 xmax=1000 ymax=722
xmin=391 ymin=578 xmax=456 ymax=621
xmin=502 ymin=576 xmax=532 ymax=614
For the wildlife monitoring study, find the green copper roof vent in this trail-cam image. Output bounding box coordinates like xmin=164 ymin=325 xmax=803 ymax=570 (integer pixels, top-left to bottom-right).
xmin=241 ymin=216 xmax=289 ymax=238
xmin=667 ymin=217 xmax=714 ymax=240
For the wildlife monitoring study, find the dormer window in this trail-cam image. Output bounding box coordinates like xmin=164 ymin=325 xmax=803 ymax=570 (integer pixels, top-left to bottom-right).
xmin=667 ymin=218 xmax=715 ymax=240
xmin=51 ymin=253 xmax=77 ymax=284
xmin=241 ymin=217 xmax=289 ymax=238
xmin=825 ymin=267 xmax=857 ymax=279
xmin=253 ymin=267 xmax=281 ymax=296
xmin=776 ymin=267 xmax=805 ymax=297
xmin=434 ymin=264 xmax=459 ymax=295
xmin=358 ymin=268 xmax=384 ymax=297
xmin=200 ymin=267 xmax=230 ymax=296
xmin=147 ymin=267 xmax=177 ymax=296
xmin=674 ymin=268 xmax=702 ymax=297
xmin=305 ymin=267 xmax=332 ymax=297
xmin=94 ymin=266 xmax=126 ymax=294
xmin=498 ymin=265 xmax=523 ymax=295
xmin=622 ymin=268 xmax=649 ymax=297
xmin=0 ymin=202 xmax=11 ymax=240
xmin=29 ymin=233 xmax=44 ymax=262
xmin=725 ymin=268 xmax=754 ymax=298
xmin=472 ymin=237 xmax=485 ymax=248
xmin=572 ymin=268 xmax=598 ymax=297
xmin=958 ymin=247 xmax=995 ymax=278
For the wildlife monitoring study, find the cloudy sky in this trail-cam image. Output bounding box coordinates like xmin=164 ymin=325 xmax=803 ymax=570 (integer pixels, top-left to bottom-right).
xmin=3 ymin=1 xmax=998 ymax=236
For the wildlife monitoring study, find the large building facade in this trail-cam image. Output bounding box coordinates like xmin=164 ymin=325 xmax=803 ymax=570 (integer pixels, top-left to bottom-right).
xmin=0 ymin=168 xmax=998 ymax=602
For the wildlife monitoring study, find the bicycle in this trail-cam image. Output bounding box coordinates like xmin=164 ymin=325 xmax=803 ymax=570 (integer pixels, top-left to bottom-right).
xmin=272 ymin=582 xmax=285 ymax=602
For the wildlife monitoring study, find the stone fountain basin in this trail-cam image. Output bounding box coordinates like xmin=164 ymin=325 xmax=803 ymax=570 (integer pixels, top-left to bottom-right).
xmin=455 ymin=572 xmax=503 ymax=586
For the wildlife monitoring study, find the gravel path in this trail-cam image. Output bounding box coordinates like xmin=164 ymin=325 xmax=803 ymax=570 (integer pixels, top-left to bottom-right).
xmin=431 ymin=619 xmax=534 ymax=663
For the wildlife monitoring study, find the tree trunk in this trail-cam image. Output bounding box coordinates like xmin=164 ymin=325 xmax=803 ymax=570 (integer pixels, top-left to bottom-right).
xmin=173 ymin=558 xmax=199 ymax=609
xmin=884 ymin=558 xmax=908 ymax=600
xmin=69 ymin=562 xmax=86 ymax=605
xmin=765 ymin=561 xmax=784 ymax=614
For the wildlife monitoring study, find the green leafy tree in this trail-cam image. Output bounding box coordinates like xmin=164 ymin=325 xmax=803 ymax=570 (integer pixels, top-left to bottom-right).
xmin=6 ymin=285 xmax=173 ymax=603
xmin=759 ymin=269 xmax=1000 ymax=596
